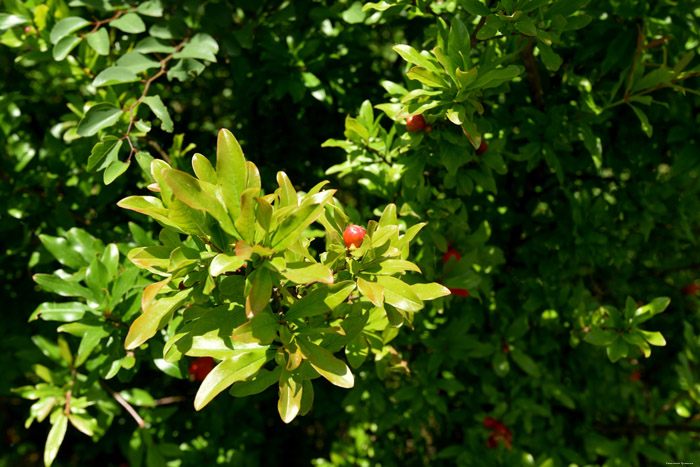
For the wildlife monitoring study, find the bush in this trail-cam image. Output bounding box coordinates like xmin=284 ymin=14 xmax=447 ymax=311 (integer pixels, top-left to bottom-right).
xmin=2 ymin=0 xmax=699 ymax=465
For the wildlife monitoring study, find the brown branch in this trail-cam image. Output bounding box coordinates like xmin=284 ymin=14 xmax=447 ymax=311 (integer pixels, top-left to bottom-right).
xmin=101 ymin=381 xmax=146 ymax=428
xmin=623 ymin=24 xmax=645 ymax=102
xmin=152 ymin=396 xmax=186 ymax=406
xmin=88 ymin=9 xmax=125 ymax=34
xmin=120 ymin=39 xmax=188 ymax=161
xmin=521 ymin=38 xmax=545 ymax=110
xmin=469 ymin=0 xmax=497 ymax=47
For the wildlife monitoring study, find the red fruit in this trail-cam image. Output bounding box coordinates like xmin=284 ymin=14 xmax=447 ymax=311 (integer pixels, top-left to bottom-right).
xmin=443 ymin=249 xmax=461 ymax=264
xmin=483 ymin=416 xmax=500 ymax=429
xmin=630 ymin=370 xmax=641 ymax=382
xmin=343 ymin=224 xmax=367 ymax=248
xmin=188 ymin=357 xmax=214 ymax=381
xmin=682 ymin=283 xmax=700 ymax=295
xmin=406 ymin=114 xmax=426 ymax=132
xmin=424 ymin=124 xmax=433 ymax=134
xmin=476 ymin=140 xmax=488 ymax=155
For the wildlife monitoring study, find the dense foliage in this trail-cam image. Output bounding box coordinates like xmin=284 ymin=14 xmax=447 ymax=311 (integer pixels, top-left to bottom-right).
xmin=2 ymin=0 xmax=699 ymax=465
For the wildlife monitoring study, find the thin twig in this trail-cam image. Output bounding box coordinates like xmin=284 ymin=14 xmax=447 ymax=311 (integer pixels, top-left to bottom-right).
xmin=101 ymin=380 xmax=146 ymax=428
xmin=153 ymin=396 xmax=186 ymax=406
xmin=120 ymin=39 xmax=188 ymax=161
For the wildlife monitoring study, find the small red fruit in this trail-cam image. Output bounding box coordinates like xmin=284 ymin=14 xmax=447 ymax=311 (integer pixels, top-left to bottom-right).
xmin=343 ymin=224 xmax=367 ymax=248
xmin=188 ymin=357 xmax=214 ymax=381
xmin=630 ymin=370 xmax=641 ymax=382
xmin=476 ymin=140 xmax=488 ymax=155
xmin=682 ymin=283 xmax=700 ymax=296
xmin=424 ymin=124 xmax=433 ymax=134
xmin=406 ymin=114 xmax=426 ymax=132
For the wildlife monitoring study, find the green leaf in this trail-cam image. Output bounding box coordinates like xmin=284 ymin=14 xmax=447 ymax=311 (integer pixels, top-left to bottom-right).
xmin=161 ymin=168 xmax=236 ymax=235
xmin=194 ymin=347 xmax=270 ymax=410
xmin=256 ymin=197 xmax=273 ymax=231
xmin=33 ymin=274 xmax=94 ymax=301
xmin=410 ymin=282 xmax=451 ymax=301
xmin=68 ymin=414 xmax=96 ymax=437
xmin=44 ymin=413 xmax=68 ymax=467
xmin=448 ymin=17 xmax=470 ymax=71
xmin=633 ymin=297 xmax=670 ymax=324
xmin=85 ymin=256 xmax=109 ymax=295
xmin=217 ymin=128 xmax=247 ymax=219
xmin=606 ymin=337 xmax=628 ymax=363
xmin=271 ymin=196 xmax=334 ymax=252
xmin=278 ymin=369 xmax=303 ymax=423
xmin=230 ymin=366 xmax=281 ymax=397
xmin=471 ymin=65 xmax=521 ymax=89
xmin=375 ymin=276 xmax=423 ymax=312
xmin=135 ymin=36 xmax=175 ymax=54
xmin=393 ymin=44 xmax=441 ymax=73
xmin=210 ymin=253 xmax=245 ymax=277
xmin=173 ymin=33 xmax=218 ymax=62
xmin=639 ymin=330 xmax=666 ymax=347
xmin=460 ymin=0 xmax=491 ymax=16
xmin=584 ymin=327 xmax=619 ymax=346
xmin=87 ymin=137 xmax=122 ymax=172
xmin=235 ymin=187 xmax=258 ymax=242
xmin=281 ymin=262 xmax=334 ymax=285
xmin=231 ymin=310 xmax=280 ymax=345
xmin=357 ymin=277 xmax=384 ymax=307
xmin=245 ymin=268 xmax=273 ymax=318
xmin=103 ymin=159 xmax=130 ymax=184
xmin=192 ymin=153 xmax=217 ymax=184
xmin=537 ymin=40 xmax=562 ymax=71
xmin=629 ymin=105 xmax=653 ymax=137
xmin=297 ymin=339 xmax=354 ymax=388
xmin=125 ymin=288 xmax=192 ymax=350
xmin=492 ymin=351 xmax=510 ymax=377
xmin=514 ymin=17 xmax=537 ymax=36
xmin=77 ymin=104 xmax=122 ymax=137
xmin=167 ymin=58 xmax=205 ymax=82
xmin=510 ymin=349 xmax=541 ymax=377
xmin=406 ymin=66 xmax=450 ymax=88
xmin=345 ymin=334 xmax=369 ymax=369
xmin=111 ymin=13 xmax=146 ymax=34
xmin=52 ymin=35 xmax=81 ymax=61
xmin=141 ymin=95 xmax=174 ymax=132
xmin=136 ymin=0 xmax=164 ymax=17
xmin=0 ymin=13 xmax=30 ymax=30
xmin=29 ymin=302 xmax=88 ymax=322
xmin=361 ymin=259 xmax=421 ymax=275
xmin=38 ymin=234 xmax=86 ymax=269
xmin=117 ymin=196 xmax=176 ymax=229
xmin=342 ymin=1 xmax=366 ymax=24
xmin=116 ymin=51 xmax=160 ymax=73
xmin=285 ymin=281 xmax=355 ymax=321
xmin=277 ymin=171 xmax=298 ymax=207
xmin=86 ymin=28 xmax=109 ymax=55
xmin=50 ymin=17 xmax=90 ymax=44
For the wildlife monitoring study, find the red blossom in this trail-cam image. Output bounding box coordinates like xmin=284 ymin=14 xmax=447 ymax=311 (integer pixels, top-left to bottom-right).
xmin=484 ymin=417 xmax=513 ymax=450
